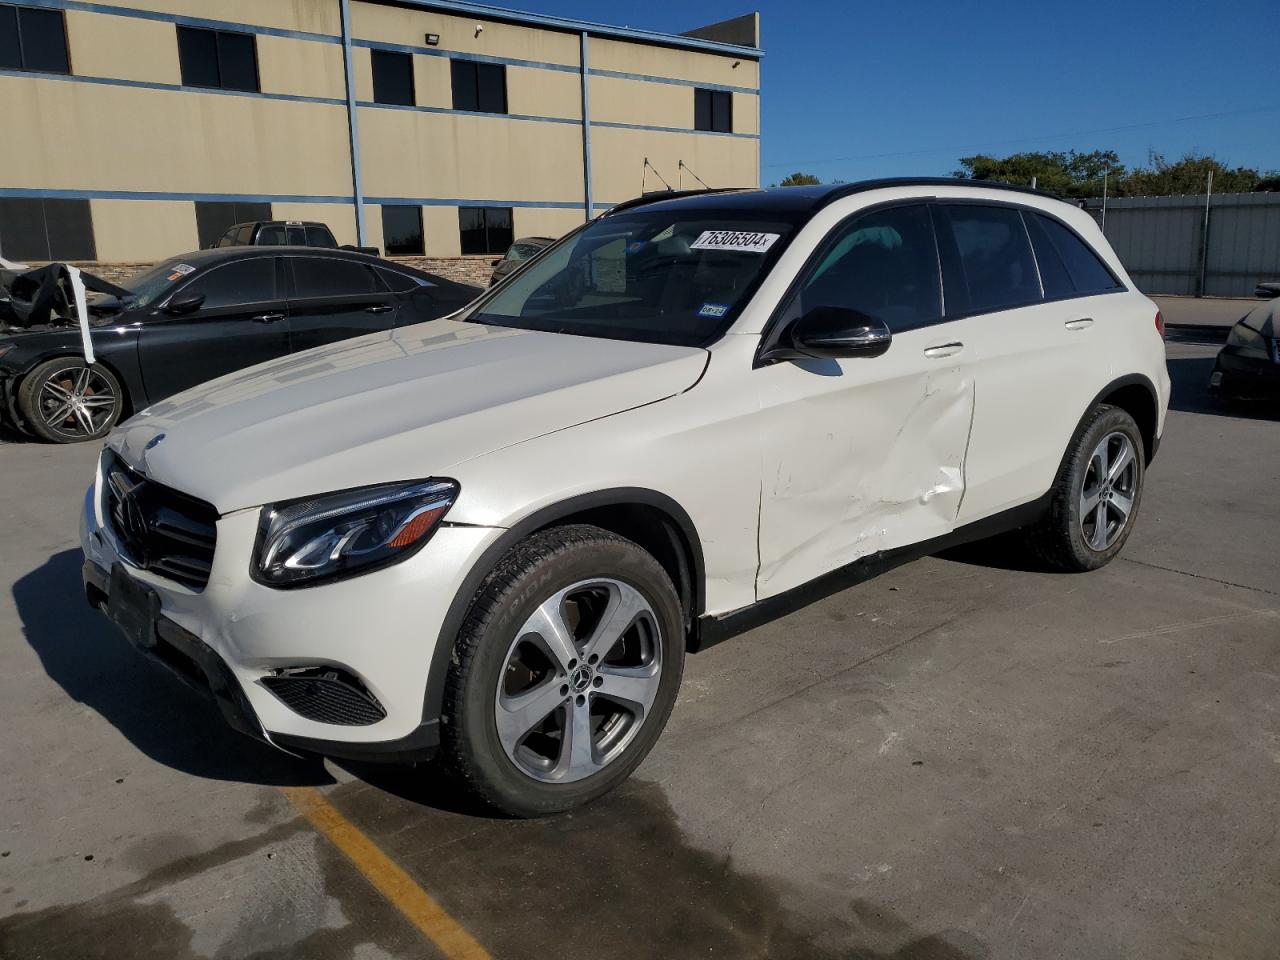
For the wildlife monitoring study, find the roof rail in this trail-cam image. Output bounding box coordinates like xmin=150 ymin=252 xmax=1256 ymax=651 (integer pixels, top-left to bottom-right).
xmin=601 ymin=188 xmax=749 ymax=217
xmin=815 ymin=177 xmax=1066 ymax=209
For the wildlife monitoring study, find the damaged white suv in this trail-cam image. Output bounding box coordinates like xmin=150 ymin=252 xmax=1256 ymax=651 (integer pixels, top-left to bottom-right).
xmin=82 ymin=180 xmax=1169 ymax=815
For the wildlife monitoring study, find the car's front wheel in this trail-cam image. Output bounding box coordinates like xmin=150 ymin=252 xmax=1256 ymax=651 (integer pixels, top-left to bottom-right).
xmin=17 ymin=358 xmax=124 ymax=443
xmin=1027 ymin=404 xmax=1146 ymax=571
xmin=442 ymin=524 xmax=684 ymax=817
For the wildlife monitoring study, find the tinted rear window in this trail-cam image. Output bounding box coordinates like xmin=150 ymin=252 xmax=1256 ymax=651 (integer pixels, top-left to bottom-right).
xmin=291 ymin=258 xmax=379 ymax=297
xmin=944 ymin=205 xmax=1041 ymax=313
xmin=1033 ymin=214 xmax=1120 ymax=294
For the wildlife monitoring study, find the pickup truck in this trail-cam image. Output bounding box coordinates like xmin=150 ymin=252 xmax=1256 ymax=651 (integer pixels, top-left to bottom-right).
xmin=213 ymin=221 xmax=380 ymax=257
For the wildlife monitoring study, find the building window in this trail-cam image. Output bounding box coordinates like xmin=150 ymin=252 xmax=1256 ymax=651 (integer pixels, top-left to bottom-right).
xmin=0 ymin=5 xmax=70 ymax=74
xmin=371 ymin=50 xmax=414 ymax=106
xmin=450 ymin=59 xmax=506 ymax=114
xmin=459 ymin=207 xmax=512 ymax=255
xmin=694 ymin=88 xmax=732 ymax=133
xmin=177 ymin=25 xmax=259 ymax=92
xmin=0 ymin=198 xmax=95 ymax=261
xmin=194 ymin=201 xmax=272 ymax=249
xmin=382 ymin=205 xmax=424 ymax=256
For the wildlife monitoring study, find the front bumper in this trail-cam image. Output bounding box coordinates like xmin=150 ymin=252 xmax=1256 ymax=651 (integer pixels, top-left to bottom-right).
xmin=80 ymin=463 xmax=503 ymax=763
xmin=1212 ymin=344 xmax=1280 ymax=396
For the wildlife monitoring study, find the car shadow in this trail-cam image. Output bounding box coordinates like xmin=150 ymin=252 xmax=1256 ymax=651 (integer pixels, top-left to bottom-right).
xmin=13 ymin=549 xmax=332 ymax=786
xmin=1167 ymin=355 xmax=1280 ymax=422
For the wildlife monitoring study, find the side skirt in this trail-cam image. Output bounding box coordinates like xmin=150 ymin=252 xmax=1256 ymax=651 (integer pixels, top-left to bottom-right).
xmin=689 ymin=494 xmax=1050 ymax=652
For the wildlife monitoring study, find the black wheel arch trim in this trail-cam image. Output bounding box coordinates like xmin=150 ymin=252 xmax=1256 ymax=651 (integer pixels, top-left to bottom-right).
xmin=1081 ymin=372 xmax=1161 ymax=464
xmin=420 ymin=487 xmax=706 ymax=727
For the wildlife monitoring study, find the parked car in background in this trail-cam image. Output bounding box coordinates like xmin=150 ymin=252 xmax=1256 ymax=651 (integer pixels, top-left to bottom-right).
xmin=1210 ymin=290 xmax=1279 ymax=396
xmin=212 ymin=220 xmax=380 ymax=257
xmin=81 ymin=180 xmax=1169 ymax=816
xmin=0 ymin=247 xmax=480 ymax=442
xmin=489 ymin=236 xmax=554 ymax=286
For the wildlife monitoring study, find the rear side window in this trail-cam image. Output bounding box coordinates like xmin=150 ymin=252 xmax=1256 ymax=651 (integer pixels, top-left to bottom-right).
xmin=178 ymin=258 xmax=276 ymax=310
xmin=797 ymin=204 xmax=941 ymax=333
xmin=290 ymin=258 xmax=380 ymax=298
xmin=377 ymin=268 xmax=423 ymax=292
xmin=1031 ymin=214 xmax=1120 ymax=294
xmin=235 ymin=224 xmax=253 ymax=244
xmin=305 ymin=225 xmax=336 ymax=248
xmin=1023 ymin=213 xmax=1072 ymax=299
xmin=943 ymin=205 xmax=1041 ymax=313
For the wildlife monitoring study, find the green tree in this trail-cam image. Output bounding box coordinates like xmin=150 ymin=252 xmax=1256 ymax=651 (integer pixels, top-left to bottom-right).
xmin=777 ymin=172 xmax=821 ymax=186
xmin=954 ymin=150 xmax=1123 ymax=198
xmin=1123 ymin=152 xmax=1272 ymax=195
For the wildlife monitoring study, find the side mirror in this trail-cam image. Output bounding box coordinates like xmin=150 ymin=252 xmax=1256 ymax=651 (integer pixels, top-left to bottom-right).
xmin=164 ymin=293 xmax=205 ymax=316
xmin=1254 ymin=282 xmax=1280 ymax=299
xmin=765 ymin=306 xmax=892 ymax=361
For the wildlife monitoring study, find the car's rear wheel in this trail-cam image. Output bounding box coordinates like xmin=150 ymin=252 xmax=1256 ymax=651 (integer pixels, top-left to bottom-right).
xmin=17 ymin=358 xmax=124 ymax=443
xmin=442 ymin=524 xmax=684 ymax=817
xmin=1026 ymin=404 xmax=1145 ymax=571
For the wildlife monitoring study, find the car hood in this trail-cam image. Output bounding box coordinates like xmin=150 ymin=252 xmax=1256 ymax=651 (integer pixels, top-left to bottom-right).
xmin=1239 ymin=298 xmax=1278 ymax=337
xmin=109 ymin=319 xmax=708 ymax=513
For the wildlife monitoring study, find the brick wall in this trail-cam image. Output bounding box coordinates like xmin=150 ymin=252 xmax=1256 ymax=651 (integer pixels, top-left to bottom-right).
xmin=38 ymin=256 xmax=497 ymax=288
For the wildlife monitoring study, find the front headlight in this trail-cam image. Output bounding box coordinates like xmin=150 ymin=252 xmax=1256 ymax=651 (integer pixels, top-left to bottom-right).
xmin=1226 ymin=322 xmax=1267 ymax=353
xmin=253 ymin=479 xmax=458 ymax=588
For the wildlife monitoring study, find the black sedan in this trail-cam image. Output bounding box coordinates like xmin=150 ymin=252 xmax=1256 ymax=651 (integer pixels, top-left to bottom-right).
xmin=0 ymin=248 xmax=481 ymax=442
xmin=1210 ymin=288 xmax=1279 ymax=398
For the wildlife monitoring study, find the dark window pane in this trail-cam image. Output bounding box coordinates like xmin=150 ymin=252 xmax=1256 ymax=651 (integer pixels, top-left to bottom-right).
xmin=476 ymin=62 xmax=506 ymax=113
xmin=285 ymin=225 xmax=306 ymax=245
xmin=1024 ymin=212 xmax=1072 ymax=299
xmin=177 ymin=26 xmax=220 ymax=88
xmin=377 ymin=268 xmax=421 ymax=292
xmin=0 ymin=7 xmax=20 ymax=70
xmin=305 ymin=225 xmax=336 ymax=248
xmin=451 ymin=59 xmax=477 ymax=111
xmin=800 ymin=204 xmax=941 ymax=333
xmin=235 ymin=224 xmax=254 ymax=244
xmin=485 ymin=207 xmax=513 ymax=255
xmin=216 ymin=30 xmax=257 ymax=92
xmin=382 ymin=205 xmax=424 ymax=256
xmin=372 ymin=50 xmax=414 ymax=106
xmin=290 ymin=257 xmax=379 ymax=297
xmin=1035 ymin=213 xmax=1120 ymax=294
xmin=43 ymin=198 xmax=95 ymax=260
xmin=694 ymin=88 xmax=711 ymax=131
xmin=458 ymin=207 xmax=486 ymax=254
xmin=194 ymin=201 xmax=240 ymax=248
xmin=17 ymin=7 xmax=69 ymax=73
xmin=257 ymin=224 xmax=285 ymax=245
xmin=180 ymin=258 xmax=276 ymax=309
xmin=0 ymin=197 xmax=49 ymax=260
xmin=945 ymin=204 xmax=1041 ymax=312
xmin=711 ymin=91 xmax=732 ymax=133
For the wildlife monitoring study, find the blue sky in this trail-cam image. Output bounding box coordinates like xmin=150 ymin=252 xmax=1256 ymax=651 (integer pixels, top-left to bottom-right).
xmin=514 ymin=0 xmax=1279 ymax=182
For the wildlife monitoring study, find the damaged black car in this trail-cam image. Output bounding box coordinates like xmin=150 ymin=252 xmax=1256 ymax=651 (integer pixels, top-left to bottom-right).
xmin=0 ymin=247 xmax=481 ymax=442
xmin=1209 ymin=284 xmax=1280 ymax=399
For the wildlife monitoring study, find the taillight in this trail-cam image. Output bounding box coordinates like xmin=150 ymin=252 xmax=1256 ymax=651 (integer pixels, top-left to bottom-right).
xmin=1154 ymin=311 xmax=1165 ymax=338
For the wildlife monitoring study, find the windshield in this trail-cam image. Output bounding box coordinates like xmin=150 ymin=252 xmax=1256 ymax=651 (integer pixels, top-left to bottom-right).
xmin=122 ymin=259 xmax=197 ymax=307
xmin=503 ymin=241 xmax=546 ymax=263
xmin=470 ymin=211 xmax=795 ymax=346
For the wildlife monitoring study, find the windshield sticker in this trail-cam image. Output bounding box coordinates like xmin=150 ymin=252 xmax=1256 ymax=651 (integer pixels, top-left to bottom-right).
xmin=690 ymin=230 xmax=780 ymax=254
xmin=170 ymin=263 xmax=195 ymax=276
xmin=698 ymin=303 xmax=729 ymax=318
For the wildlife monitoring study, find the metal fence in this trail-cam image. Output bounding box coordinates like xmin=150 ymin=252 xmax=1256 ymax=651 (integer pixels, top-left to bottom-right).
xmin=1079 ymin=192 xmax=1280 ymax=298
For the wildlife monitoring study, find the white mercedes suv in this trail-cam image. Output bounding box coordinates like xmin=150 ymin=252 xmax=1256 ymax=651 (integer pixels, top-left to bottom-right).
xmin=81 ymin=180 xmax=1170 ymax=816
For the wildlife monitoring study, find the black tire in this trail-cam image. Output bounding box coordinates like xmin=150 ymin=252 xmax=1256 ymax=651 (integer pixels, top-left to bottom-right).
xmin=1026 ymin=404 xmax=1145 ymax=572
xmin=442 ymin=524 xmax=685 ymax=817
xmin=17 ymin=357 xmax=124 ymax=443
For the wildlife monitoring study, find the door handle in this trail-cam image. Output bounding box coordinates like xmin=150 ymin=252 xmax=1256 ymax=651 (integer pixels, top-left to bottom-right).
xmin=923 ymin=342 xmax=964 ymax=359
xmin=365 ymin=304 xmax=394 ymax=314
xmin=252 ymin=312 xmax=285 ymax=323
xmin=1064 ymin=318 xmax=1094 ymax=331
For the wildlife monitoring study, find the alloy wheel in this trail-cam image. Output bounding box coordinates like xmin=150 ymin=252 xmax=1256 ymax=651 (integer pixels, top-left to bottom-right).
xmin=38 ymin=366 xmax=119 ymax=438
xmin=494 ymin=578 xmax=663 ymax=783
xmin=1079 ymin=430 xmax=1138 ymax=551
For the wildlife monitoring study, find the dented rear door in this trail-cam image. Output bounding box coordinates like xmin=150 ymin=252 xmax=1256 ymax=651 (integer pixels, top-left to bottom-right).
xmin=754 ymin=203 xmax=975 ymax=600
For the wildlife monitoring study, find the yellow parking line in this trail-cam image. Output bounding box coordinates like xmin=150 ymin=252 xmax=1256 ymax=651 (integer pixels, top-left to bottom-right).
xmin=281 ymin=786 xmax=492 ymax=960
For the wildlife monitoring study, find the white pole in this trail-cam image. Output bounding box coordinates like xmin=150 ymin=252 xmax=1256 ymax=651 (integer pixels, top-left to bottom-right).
xmin=66 ymin=265 xmax=95 ymax=365
xmin=1101 ymin=169 xmax=1108 ymax=234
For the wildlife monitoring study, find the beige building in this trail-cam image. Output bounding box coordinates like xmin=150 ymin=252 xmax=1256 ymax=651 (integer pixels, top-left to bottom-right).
xmin=0 ymin=0 xmax=762 ymax=268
